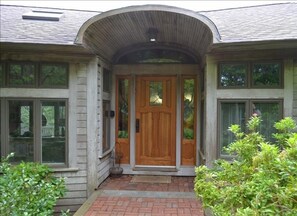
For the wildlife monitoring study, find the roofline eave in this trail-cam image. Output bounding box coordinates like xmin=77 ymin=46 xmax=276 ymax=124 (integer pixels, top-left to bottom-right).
xmin=209 ymin=39 xmax=297 ymax=52
xmin=0 ymin=41 xmax=95 ymax=56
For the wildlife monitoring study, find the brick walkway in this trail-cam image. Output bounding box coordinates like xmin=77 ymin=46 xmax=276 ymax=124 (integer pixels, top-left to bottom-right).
xmin=75 ymin=175 xmax=204 ymax=216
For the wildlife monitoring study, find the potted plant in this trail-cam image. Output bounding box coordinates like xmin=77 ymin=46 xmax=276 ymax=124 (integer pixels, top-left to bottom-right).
xmin=109 ymin=142 xmax=123 ymax=177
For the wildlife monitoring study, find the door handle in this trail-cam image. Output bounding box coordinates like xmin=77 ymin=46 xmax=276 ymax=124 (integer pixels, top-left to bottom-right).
xmin=136 ymin=119 xmax=140 ymax=133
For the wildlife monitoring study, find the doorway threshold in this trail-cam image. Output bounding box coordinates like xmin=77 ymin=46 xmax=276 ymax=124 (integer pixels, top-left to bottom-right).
xmin=133 ymin=165 xmax=177 ymax=172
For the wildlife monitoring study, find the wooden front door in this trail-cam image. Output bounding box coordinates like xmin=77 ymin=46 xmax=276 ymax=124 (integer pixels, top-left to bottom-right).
xmin=136 ymin=76 xmax=176 ymax=166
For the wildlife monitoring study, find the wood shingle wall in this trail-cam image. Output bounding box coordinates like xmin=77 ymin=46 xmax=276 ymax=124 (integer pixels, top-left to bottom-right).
xmin=96 ymin=62 xmax=113 ymax=188
xmin=293 ymin=59 xmax=297 ymax=123
xmin=55 ymin=62 xmax=89 ymax=213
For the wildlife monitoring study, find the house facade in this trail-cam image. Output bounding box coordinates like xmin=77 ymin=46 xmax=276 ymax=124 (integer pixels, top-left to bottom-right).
xmin=1 ymin=3 xmax=297 ymax=212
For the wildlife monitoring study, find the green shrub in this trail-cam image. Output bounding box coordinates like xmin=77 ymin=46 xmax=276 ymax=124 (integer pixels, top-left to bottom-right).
xmin=0 ymin=153 xmax=66 ymax=216
xmin=194 ymin=117 xmax=297 ymax=215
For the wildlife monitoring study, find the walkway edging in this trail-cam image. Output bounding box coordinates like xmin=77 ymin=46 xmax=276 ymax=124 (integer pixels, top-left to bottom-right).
xmin=74 ymin=190 xmax=102 ymax=216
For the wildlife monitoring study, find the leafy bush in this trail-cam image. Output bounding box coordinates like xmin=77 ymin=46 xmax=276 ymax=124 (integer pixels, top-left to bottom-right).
xmin=0 ymin=153 xmax=66 ymax=216
xmin=194 ymin=117 xmax=297 ymax=215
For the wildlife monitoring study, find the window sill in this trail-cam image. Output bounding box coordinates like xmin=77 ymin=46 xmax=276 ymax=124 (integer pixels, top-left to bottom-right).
xmin=1 ymin=167 xmax=80 ymax=174
xmin=219 ymin=155 xmax=236 ymax=161
xmin=52 ymin=167 xmax=80 ymax=173
xmin=99 ymin=148 xmax=113 ymax=159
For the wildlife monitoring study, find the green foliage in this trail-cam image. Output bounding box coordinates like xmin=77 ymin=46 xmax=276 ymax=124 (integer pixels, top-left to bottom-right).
xmin=220 ymin=63 xmax=247 ymax=87
xmin=184 ymin=128 xmax=194 ymax=139
xmin=118 ymin=130 xmax=129 ymax=138
xmin=0 ymin=153 xmax=67 ymax=216
xmin=195 ymin=117 xmax=297 ymax=215
xmin=40 ymin=64 xmax=67 ymax=86
xmin=273 ymin=117 xmax=296 ymax=149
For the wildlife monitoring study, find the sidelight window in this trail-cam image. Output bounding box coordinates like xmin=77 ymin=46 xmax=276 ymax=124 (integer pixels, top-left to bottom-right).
xmin=117 ymin=78 xmax=129 ymax=139
xmin=181 ymin=77 xmax=196 ymax=165
xmin=102 ymin=100 xmax=111 ymax=153
xmin=182 ymin=78 xmax=195 ymax=140
xmin=115 ymin=77 xmax=130 ymax=164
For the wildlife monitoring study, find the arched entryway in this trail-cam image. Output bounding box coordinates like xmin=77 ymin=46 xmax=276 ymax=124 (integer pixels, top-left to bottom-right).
xmin=75 ymin=5 xmax=220 ymax=175
xmin=75 ymin=5 xmax=220 ymax=63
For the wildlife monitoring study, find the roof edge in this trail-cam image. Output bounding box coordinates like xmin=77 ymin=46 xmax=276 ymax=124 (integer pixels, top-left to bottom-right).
xmin=209 ymin=38 xmax=297 ymax=52
xmin=0 ymin=4 xmax=102 ymax=13
xmin=198 ymin=2 xmax=294 ymax=13
xmin=0 ymin=41 xmax=95 ymax=55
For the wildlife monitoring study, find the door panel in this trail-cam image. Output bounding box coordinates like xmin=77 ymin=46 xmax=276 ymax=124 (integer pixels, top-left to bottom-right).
xmin=136 ymin=76 xmax=176 ymax=166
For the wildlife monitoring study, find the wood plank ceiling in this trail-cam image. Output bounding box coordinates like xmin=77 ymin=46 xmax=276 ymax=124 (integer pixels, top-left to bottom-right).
xmin=77 ymin=6 xmax=218 ymax=63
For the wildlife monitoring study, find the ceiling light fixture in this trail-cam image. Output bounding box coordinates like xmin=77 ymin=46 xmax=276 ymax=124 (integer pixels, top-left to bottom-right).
xmin=147 ymin=28 xmax=158 ymax=42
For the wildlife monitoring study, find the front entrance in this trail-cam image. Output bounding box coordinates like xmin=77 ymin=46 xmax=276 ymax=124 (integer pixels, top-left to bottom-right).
xmin=135 ymin=76 xmax=176 ymax=166
xmin=114 ymin=64 xmax=199 ymax=175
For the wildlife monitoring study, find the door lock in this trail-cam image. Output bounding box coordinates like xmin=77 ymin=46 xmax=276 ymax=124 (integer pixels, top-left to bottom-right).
xmin=136 ymin=119 xmax=140 ymax=133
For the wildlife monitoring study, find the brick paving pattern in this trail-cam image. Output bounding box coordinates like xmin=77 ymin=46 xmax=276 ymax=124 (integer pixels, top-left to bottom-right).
xmin=82 ymin=175 xmax=204 ymax=216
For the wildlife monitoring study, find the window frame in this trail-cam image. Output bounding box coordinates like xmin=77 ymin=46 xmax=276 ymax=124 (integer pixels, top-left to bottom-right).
xmin=218 ymin=62 xmax=249 ymax=89
xmin=40 ymin=99 xmax=68 ymax=166
xmin=116 ymin=76 xmax=130 ymax=140
xmin=102 ymin=100 xmax=111 ymax=154
xmin=250 ymin=60 xmax=284 ymax=89
xmin=7 ymin=61 xmax=37 ymax=88
xmin=0 ymin=98 xmax=68 ymax=167
xmin=116 ymin=48 xmax=197 ymax=64
xmin=217 ymin=99 xmax=283 ymax=158
xmin=115 ymin=76 xmax=131 ymax=164
xmin=181 ymin=76 xmax=197 ymax=165
xmin=99 ymin=67 xmax=113 ymax=158
xmin=217 ymin=99 xmax=248 ymax=159
xmin=181 ymin=76 xmax=197 ymax=141
xmin=1 ymin=61 xmax=69 ymax=89
xmin=103 ymin=68 xmax=111 ymax=93
xmin=0 ymin=62 xmax=5 ymax=87
xmin=39 ymin=62 xmax=69 ymax=89
xmin=218 ymin=60 xmax=283 ymax=89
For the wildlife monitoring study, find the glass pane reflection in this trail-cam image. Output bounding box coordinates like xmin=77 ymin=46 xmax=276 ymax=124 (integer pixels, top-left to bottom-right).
xmin=9 ymin=100 xmax=34 ymax=162
xmin=42 ymin=101 xmax=66 ymax=163
xmin=183 ymin=79 xmax=195 ymax=140
xmin=118 ymin=79 xmax=129 ymax=138
xmin=150 ymin=81 xmax=163 ymax=106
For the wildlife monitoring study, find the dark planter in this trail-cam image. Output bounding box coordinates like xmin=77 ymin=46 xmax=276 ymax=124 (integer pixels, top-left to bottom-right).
xmin=109 ymin=167 xmax=123 ymax=177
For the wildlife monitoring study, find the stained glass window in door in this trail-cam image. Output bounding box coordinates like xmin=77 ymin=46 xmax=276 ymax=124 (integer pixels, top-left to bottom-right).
xmin=149 ymin=81 xmax=163 ymax=106
xmin=118 ymin=79 xmax=129 ymax=138
xmin=183 ymin=79 xmax=195 ymax=140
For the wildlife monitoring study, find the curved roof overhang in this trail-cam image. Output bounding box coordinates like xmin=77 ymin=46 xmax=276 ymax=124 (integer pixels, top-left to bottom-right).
xmin=75 ymin=5 xmax=221 ymax=63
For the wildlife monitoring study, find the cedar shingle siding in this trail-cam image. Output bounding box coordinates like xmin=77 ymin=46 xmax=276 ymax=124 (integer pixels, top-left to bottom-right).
xmin=294 ymin=60 xmax=297 ymax=122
